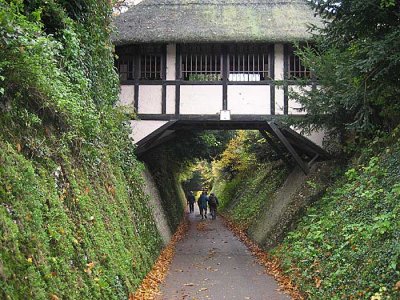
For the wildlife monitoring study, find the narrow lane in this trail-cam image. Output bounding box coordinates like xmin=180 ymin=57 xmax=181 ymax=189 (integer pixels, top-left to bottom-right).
xmin=157 ymin=206 xmax=291 ymax=300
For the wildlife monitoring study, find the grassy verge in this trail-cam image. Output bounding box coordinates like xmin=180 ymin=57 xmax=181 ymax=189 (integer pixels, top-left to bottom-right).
xmin=271 ymin=135 xmax=400 ymax=299
xmin=214 ymin=161 xmax=288 ymax=229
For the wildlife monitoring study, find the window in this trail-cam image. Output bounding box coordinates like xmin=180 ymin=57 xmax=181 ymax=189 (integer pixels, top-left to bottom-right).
xmin=181 ymin=44 xmax=222 ymax=81
xmin=140 ymin=54 xmax=162 ymax=80
xmin=228 ymin=44 xmax=270 ymax=81
xmin=287 ymin=45 xmax=311 ymax=79
xmin=140 ymin=44 xmax=163 ymax=80
xmin=117 ymin=56 xmax=134 ymax=81
xmin=115 ymin=44 xmax=165 ymax=81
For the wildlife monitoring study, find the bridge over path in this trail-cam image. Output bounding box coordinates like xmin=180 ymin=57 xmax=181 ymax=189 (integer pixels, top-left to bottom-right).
xmin=133 ymin=118 xmax=331 ymax=175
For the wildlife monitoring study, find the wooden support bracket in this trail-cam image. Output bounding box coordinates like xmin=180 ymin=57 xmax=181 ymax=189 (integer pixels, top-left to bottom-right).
xmin=268 ymin=121 xmax=310 ymax=175
xmin=259 ymin=130 xmax=293 ymax=169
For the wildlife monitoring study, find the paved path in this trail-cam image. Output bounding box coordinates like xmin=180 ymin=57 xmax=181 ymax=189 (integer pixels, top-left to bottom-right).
xmin=157 ymin=206 xmax=291 ymax=300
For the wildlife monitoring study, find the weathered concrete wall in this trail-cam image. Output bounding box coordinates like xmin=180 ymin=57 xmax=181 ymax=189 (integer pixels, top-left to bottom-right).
xmin=248 ymin=162 xmax=335 ymax=250
xmin=142 ymin=165 xmax=173 ymax=245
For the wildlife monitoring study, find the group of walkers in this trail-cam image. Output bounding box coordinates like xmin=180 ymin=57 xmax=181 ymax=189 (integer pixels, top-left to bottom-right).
xmin=186 ymin=190 xmax=219 ymax=220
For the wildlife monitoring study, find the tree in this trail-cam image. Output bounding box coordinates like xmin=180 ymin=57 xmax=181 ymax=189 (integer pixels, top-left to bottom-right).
xmin=292 ymin=0 xmax=400 ymax=138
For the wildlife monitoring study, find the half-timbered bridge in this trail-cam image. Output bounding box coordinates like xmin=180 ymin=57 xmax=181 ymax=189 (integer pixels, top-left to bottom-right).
xmin=112 ymin=0 xmax=330 ymax=174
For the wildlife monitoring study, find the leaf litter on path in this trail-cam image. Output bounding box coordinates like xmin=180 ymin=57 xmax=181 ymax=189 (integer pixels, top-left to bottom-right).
xmin=129 ymin=217 xmax=189 ymax=300
xmin=221 ymin=216 xmax=305 ymax=300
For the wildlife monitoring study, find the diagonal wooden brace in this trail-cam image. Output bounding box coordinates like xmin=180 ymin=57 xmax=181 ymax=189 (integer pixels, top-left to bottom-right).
xmin=268 ymin=121 xmax=310 ymax=175
xmin=258 ymin=130 xmax=293 ymax=169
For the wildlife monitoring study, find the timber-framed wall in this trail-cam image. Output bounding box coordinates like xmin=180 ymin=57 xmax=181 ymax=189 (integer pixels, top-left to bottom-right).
xmin=117 ymin=43 xmax=316 ymax=120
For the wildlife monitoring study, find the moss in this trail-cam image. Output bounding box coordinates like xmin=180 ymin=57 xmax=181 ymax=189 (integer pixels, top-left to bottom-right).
xmin=214 ymin=162 xmax=288 ymax=229
xmin=272 ymin=138 xmax=400 ymax=299
xmin=113 ymin=1 xmax=319 ymax=44
xmin=0 ymin=1 xmax=166 ymax=298
xmin=0 ymin=139 xmax=164 ymax=299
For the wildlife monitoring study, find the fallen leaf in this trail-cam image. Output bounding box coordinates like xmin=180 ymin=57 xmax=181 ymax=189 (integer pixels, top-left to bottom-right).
xmin=221 ymin=216 xmax=305 ymax=300
xmin=184 ymin=283 xmax=194 ymax=286
xmin=130 ymin=218 xmax=189 ymax=299
xmin=315 ymin=277 xmax=322 ymax=288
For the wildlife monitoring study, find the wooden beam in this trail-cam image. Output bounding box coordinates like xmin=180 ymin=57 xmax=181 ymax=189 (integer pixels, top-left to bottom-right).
xmin=259 ymin=130 xmax=292 ymax=168
xmin=161 ymin=45 xmax=167 ymax=114
xmin=280 ymin=126 xmax=331 ymax=159
xmin=308 ymin=153 xmax=320 ymax=167
xmin=137 ymin=131 xmax=177 ymax=156
xmin=136 ymin=120 xmax=178 ymax=149
xmin=269 ymin=44 xmax=275 ymax=115
xmin=268 ymin=121 xmax=310 ymax=174
xmin=134 ymin=55 xmax=140 ymax=113
xmin=175 ymin=44 xmax=181 ymax=116
xmin=283 ymin=44 xmax=289 ymax=115
xmin=222 ymin=48 xmax=228 ymax=110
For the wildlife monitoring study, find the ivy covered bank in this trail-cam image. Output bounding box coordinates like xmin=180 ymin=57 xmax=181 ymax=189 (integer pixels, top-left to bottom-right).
xmin=0 ymin=1 xmax=181 ymax=298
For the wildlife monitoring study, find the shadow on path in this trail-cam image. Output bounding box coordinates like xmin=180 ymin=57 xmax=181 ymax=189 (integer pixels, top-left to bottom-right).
xmin=157 ymin=206 xmax=291 ymax=300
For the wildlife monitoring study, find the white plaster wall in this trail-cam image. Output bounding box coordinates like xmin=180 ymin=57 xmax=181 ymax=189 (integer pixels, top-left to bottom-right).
xmin=228 ymin=85 xmax=270 ymax=115
xmin=166 ymin=85 xmax=176 ymax=114
xmin=288 ymin=86 xmax=312 ymax=115
xmin=118 ymin=85 xmax=135 ymax=106
xmin=129 ymin=120 xmax=168 ymax=143
xmin=138 ymin=85 xmax=162 ymax=114
xmin=292 ymin=126 xmax=326 ymax=147
xmin=304 ymin=130 xmax=326 ymax=147
xmin=166 ymin=44 xmax=176 ymax=80
xmin=180 ymin=85 xmax=222 ymax=114
xmin=275 ymin=85 xmax=285 ymax=115
xmin=274 ymin=44 xmax=284 ymax=80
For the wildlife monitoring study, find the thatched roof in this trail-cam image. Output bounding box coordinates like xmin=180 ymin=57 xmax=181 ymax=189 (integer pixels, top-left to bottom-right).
xmin=112 ymin=0 xmax=320 ymax=45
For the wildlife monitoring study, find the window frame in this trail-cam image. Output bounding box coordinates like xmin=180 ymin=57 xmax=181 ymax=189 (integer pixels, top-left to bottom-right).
xmin=286 ymin=45 xmax=312 ymax=80
xmin=227 ymin=44 xmax=271 ymax=82
xmin=115 ymin=44 xmax=166 ymax=83
xmin=180 ymin=44 xmax=223 ymax=82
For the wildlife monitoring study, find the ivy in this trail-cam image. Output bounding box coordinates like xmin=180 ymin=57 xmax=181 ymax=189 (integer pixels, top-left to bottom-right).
xmin=0 ymin=0 xmax=165 ymax=298
xmin=272 ymin=135 xmax=400 ymax=299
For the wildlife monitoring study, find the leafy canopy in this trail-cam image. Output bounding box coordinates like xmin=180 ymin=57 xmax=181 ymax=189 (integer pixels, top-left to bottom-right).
xmin=292 ymin=0 xmax=400 ymax=136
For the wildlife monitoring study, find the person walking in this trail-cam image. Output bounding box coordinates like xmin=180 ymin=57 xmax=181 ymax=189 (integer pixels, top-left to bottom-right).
xmin=187 ymin=191 xmax=195 ymax=213
xmin=197 ymin=191 xmax=209 ymax=219
xmin=208 ymin=193 xmax=219 ymax=220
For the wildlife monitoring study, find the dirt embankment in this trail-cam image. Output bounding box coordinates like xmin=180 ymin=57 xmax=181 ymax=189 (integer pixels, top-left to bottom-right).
xmin=248 ymin=162 xmax=336 ymax=250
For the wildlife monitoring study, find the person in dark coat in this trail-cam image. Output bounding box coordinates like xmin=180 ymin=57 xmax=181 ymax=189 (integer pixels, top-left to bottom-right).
xmin=208 ymin=193 xmax=219 ymax=220
xmin=197 ymin=191 xmax=209 ymax=219
xmin=187 ymin=191 xmax=195 ymax=213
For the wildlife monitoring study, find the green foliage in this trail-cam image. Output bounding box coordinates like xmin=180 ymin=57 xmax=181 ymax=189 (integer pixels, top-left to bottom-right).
xmin=212 ymin=130 xmax=285 ymax=180
xmin=211 ymin=131 xmax=289 ymax=227
xmin=0 ymin=140 xmax=163 ymax=300
xmin=212 ymin=131 xmax=256 ymax=179
xmin=272 ymin=133 xmax=400 ymax=299
xmin=290 ymin=0 xmax=400 ymax=137
xmin=214 ymin=163 xmax=288 ymax=229
xmin=142 ymin=129 xmax=234 ymax=228
xmin=0 ymin=1 xmax=164 ymax=298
